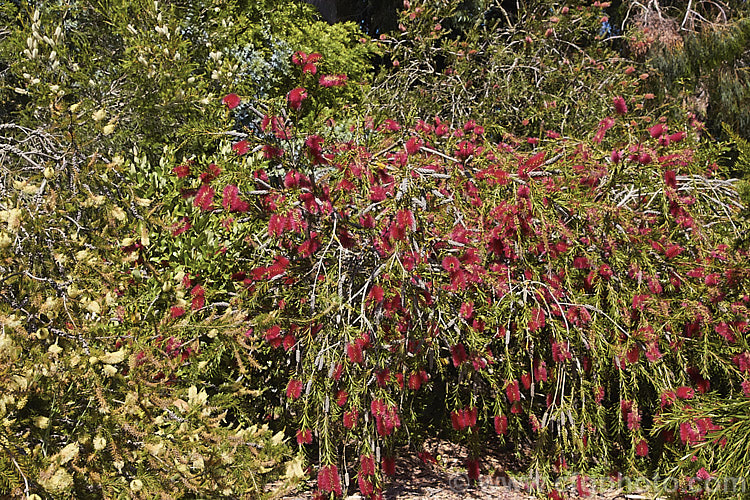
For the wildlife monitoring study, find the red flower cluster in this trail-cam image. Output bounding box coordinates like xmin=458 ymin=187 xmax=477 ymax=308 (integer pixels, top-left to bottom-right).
xmin=371 ymin=399 xmax=401 ymax=436
xmin=292 ymin=51 xmax=322 ymax=74
xmin=222 ymin=93 xmax=241 ymax=109
xmin=451 ymin=407 xmax=477 ymax=430
xmin=317 ymin=464 xmax=342 ymax=496
xmin=286 ymin=378 xmax=303 ymax=399
xmin=287 ymin=87 xmax=308 ymax=111
xmin=221 ymin=184 xmax=249 ymax=212
xmin=296 ymin=428 xmax=312 ymax=444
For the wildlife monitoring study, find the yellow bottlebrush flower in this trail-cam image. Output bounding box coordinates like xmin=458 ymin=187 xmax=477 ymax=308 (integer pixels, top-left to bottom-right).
xmin=58 ymin=442 xmax=79 ymax=464
xmin=111 ymin=205 xmax=126 ymax=221
xmin=100 ymin=348 xmax=126 ymax=364
xmin=34 ymin=416 xmax=49 ymax=429
xmin=93 ymin=435 xmax=106 ymax=451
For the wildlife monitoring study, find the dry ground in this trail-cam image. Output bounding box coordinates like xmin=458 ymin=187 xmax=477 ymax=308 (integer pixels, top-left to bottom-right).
xmin=280 ymin=439 xmax=645 ymax=500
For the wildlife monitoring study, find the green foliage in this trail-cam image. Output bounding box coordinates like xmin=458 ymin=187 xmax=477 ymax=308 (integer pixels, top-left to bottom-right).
xmin=626 ymin=3 xmax=750 ymax=138
xmin=368 ymin=0 xmax=657 ymax=140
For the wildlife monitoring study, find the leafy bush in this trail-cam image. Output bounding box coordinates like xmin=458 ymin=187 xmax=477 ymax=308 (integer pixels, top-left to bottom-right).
xmin=151 ymin=44 xmax=749 ymax=498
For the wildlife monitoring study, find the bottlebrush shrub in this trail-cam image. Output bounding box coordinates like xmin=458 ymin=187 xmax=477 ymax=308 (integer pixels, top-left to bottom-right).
xmin=154 ymin=69 xmax=750 ymax=497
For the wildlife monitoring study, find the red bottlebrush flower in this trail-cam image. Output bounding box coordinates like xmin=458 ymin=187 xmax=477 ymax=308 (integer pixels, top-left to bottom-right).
xmin=705 ymin=273 xmax=720 ymax=286
xmin=450 ymin=411 xmax=462 ymax=430
xmin=296 ymin=428 xmax=312 ymax=444
xmin=306 ymin=52 xmax=323 ymax=64
xmin=319 ymin=74 xmax=347 ymax=87
xmin=375 ymin=369 xmax=390 ymax=387
xmin=627 ymin=409 xmax=641 ymax=430
xmin=297 ymin=236 xmax=320 ymax=258
xmin=170 ymin=306 xmax=185 ymax=319
xmin=613 ymin=96 xmax=628 ymax=114
xmin=358 ymin=476 xmax=373 ymax=496
xmin=419 ymin=451 xmax=437 ymax=465
xmin=346 ymin=342 xmax=364 ymax=364
xmin=676 ymin=386 xmax=695 ymax=399
xmin=494 ymin=415 xmax=508 ymax=435
xmin=506 ymin=379 xmax=521 ymax=403
xmin=265 ymin=325 xmax=282 ymax=348
xmin=199 ymin=163 xmax=221 ymax=183
xmin=664 ymin=169 xmax=677 ymax=188
xmin=173 ymin=163 xmax=190 ymax=178
xmin=573 ymin=256 xmax=590 ymax=269
xmin=267 ymin=255 xmax=290 ymax=278
xmin=282 ymin=334 xmax=296 ymax=351
xmin=450 ymin=344 xmax=468 ymax=367
xmin=635 ymin=439 xmax=649 ymax=457
xmin=645 ymin=342 xmax=662 ymax=362
xmin=638 ymin=152 xmax=652 ymax=164
xmin=598 ymin=263 xmax=613 ymax=280
xmin=222 ymin=184 xmax=249 ymax=212
xmin=665 ymin=243 xmax=683 ymax=259
xmin=466 ymin=459 xmax=480 ymax=481
xmin=287 ymin=87 xmax=308 ymax=111
xmin=171 ymin=217 xmax=191 ymax=236
xmin=343 ymin=409 xmax=358 ymax=429
xmin=191 ymin=294 xmax=205 ymax=310
xmin=442 ymin=255 xmax=461 ymax=273
xmin=332 ymin=363 xmax=344 ymax=381
xmin=696 ymin=468 xmax=711 ymax=480
xmin=381 ymin=119 xmax=401 ymax=132
xmin=521 ymin=372 xmax=532 ymax=390
xmin=302 ymin=62 xmax=317 ymax=74
xmin=680 ymin=422 xmax=699 ymax=445
xmin=286 ymin=378 xmax=303 ymax=399
xmin=360 ymin=455 xmax=376 ymax=476
xmin=405 ymin=136 xmax=421 ymax=155
xmin=534 ymin=359 xmax=548 ymax=382
xmin=649 ymin=123 xmax=666 ymax=139
xmin=715 ymin=322 xmax=736 ymax=343
xmin=292 ymin=51 xmax=307 ymax=65
xmin=382 ymin=457 xmax=396 ymax=476
xmin=396 ymin=209 xmax=416 ymax=232
xmin=528 ymin=307 xmax=546 ymax=332
xmin=460 ymin=301 xmax=474 ymax=320
xmin=593 ymin=116 xmax=615 ymax=144
xmin=193 ymin=184 xmax=215 ymax=211
xmin=408 ymin=372 xmax=422 ymax=390
xmin=367 ymin=285 xmax=384 ymax=303
xmin=551 ymin=340 xmax=571 ymax=363
xmin=741 ymin=380 xmax=750 ymax=397
xmin=335 ymin=390 xmax=348 ymax=407
xmin=626 ymin=345 xmax=640 ymax=364
xmin=317 ymin=465 xmax=342 ymax=496
xmin=549 ymin=489 xmax=563 ymax=500
xmin=594 ymin=386 xmax=605 ymax=404
xmin=669 ymin=131 xmax=686 ymax=142
xmin=262 ymin=144 xmax=284 ymax=159
xmin=232 ymin=140 xmax=250 ymax=155
xmin=530 ymin=413 xmax=541 ymax=432
xmin=222 ymin=93 xmax=241 ymax=109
